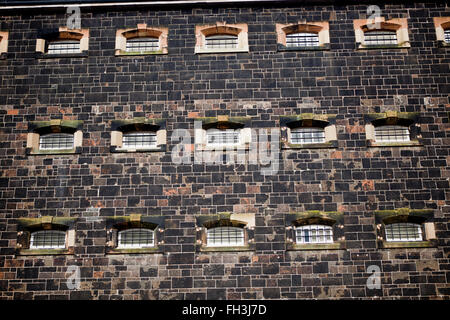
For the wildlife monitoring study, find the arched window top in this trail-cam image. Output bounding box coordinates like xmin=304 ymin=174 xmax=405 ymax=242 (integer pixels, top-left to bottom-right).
xmin=385 ymin=222 xmax=422 ymax=242
xmin=206 ymin=226 xmax=244 ymax=247
xmin=295 ymin=224 xmax=333 ymax=244
xmin=30 ymin=230 xmax=66 ymax=249
xmin=118 ymin=228 xmax=155 ymax=248
xmin=39 ymin=132 xmax=74 ymax=150
xmin=375 ymin=125 xmax=410 ymax=143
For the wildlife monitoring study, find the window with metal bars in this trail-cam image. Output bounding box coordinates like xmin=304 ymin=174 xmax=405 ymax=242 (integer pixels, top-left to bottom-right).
xmin=286 ymin=32 xmax=319 ymax=48
xmin=364 ymin=30 xmax=398 ymax=46
xmin=295 ymin=225 xmax=333 ymax=244
xmin=39 ymin=133 xmax=74 ymax=150
xmin=375 ymin=125 xmax=410 ymax=143
xmin=205 ymin=34 xmax=238 ymax=49
xmin=117 ymin=228 xmax=155 ymax=248
xmin=207 ymin=227 xmax=244 ymax=247
xmin=385 ymin=223 xmax=423 ymax=242
xmin=122 ymin=131 xmax=157 ymax=149
xmin=290 ymin=127 xmax=325 ymax=144
xmin=206 ymin=129 xmax=240 ymax=146
xmin=444 ymin=29 xmax=450 ymax=43
xmin=47 ymin=40 xmax=81 ymax=54
xmin=126 ymin=37 xmax=159 ymax=52
xmin=30 ymin=230 xmax=66 ymax=249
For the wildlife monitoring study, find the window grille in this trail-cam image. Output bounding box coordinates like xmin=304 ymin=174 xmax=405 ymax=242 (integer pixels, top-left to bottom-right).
xmin=207 ymin=226 xmax=244 ymax=247
xmin=286 ymin=32 xmax=319 ymax=47
xmin=122 ymin=131 xmax=157 ymax=149
xmin=364 ymin=30 xmax=398 ymax=46
xmin=206 ymin=129 xmax=240 ymax=146
xmin=47 ymin=40 xmax=81 ymax=54
xmin=118 ymin=228 xmax=155 ymax=248
xmin=205 ymin=34 xmax=238 ymax=49
xmin=295 ymin=225 xmax=333 ymax=244
xmin=385 ymin=223 xmax=422 ymax=242
xmin=444 ymin=29 xmax=450 ymax=43
xmin=126 ymin=37 xmax=159 ymax=52
xmin=39 ymin=133 xmax=74 ymax=150
xmin=30 ymin=230 xmax=66 ymax=249
xmin=290 ymin=127 xmax=325 ymax=144
xmin=375 ymin=125 xmax=410 ymax=143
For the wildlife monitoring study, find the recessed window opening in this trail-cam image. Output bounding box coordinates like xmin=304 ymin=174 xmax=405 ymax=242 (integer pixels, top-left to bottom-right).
xmin=205 ymin=34 xmax=238 ymax=49
xmin=47 ymin=40 xmax=80 ymax=54
xmin=118 ymin=228 xmax=155 ymax=248
xmin=122 ymin=131 xmax=157 ymax=149
xmin=364 ymin=30 xmax=397 ymax=45
xmin=286 ymin=32 xmax=319 ymax=47
xmin=295 ymin=225 xmax=333 ymax=244
xmin=39 ymin=133 xmax=74 ymax=150
xmin=385 ymin=223 xmax=422 ymax=242
xmin=375 ymin=125 xmax=410 ymax=142
xmin=30 ymin=230 xmax=66 ymax=249
xmin=291 ymin=127 xmax=325 ymax=144
xmin=206 ymin=129 xmax=240 ymax=146
xmin=207 ymin=226 xmax=244 ymax=247
xmin=126 ymin=37 xmax=159 ymax=52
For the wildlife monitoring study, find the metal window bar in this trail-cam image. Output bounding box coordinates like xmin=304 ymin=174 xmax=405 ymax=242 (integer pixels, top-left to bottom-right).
xmin=205 ymin=34 xmax=238 ymax=49
xmin=47 ymin=40 xmax=81 ymax=54
xmin=122 ymin=131 xmax=157 ymax=149
xmin=126 ymin=37 xmax=159 ymax=52
xmin=444 ymin=29 xmax=450 ymax=43
xmin=290 ymin=127 xmax=325 ymax=144
xmin=207 ymin=227 xmax=244 ymax=247
xmin=364 ymin=30 xmax=398 ymax=46
xmin=375 ymin=125 xmax=410 ymax=143
xmin=206 ymin=129 xmax=240 ymax=146
xmin=39 ymin=133 xmax=74 ymax=150
xmin=385 ymin=223 xmax=422 ymax=242
xmin=295 ymin=225 xmax=333 ymax=244
xmin=30 ymin=230 xmax=66 ymax=249
xmin=118 ymin=228 xmax=155 ymax=248
xmin=286 ymin=32 xmax=319 ymax=48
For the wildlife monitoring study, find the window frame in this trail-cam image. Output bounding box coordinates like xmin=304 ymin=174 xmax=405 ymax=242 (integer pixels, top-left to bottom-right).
xmin=39 ymin=132 xmax=75 ymax=151
xmin=29 ymin=230 xmax=67 ymax=249
xmin=195 ymin=22 xmax=249 ymax=54
xmin=36 ymin=27 xmax=89 ymax=58
xmin=117 ymin=227 xmax=156 ymax=249
xmin=433 ymin=17 xmax=450 ymax=47
xmin=384 ymin=222 xmax=423 ymax=242
xmin=353 ymin=18 xmax=410 ymax=50
xmin=276 ymin=22 xmax=330 ymax=51
xmin=295 ymin=224 xmax=334 ymax=244
xmin=115 ymin=24 xmax=168 ymax=56
xmin=206 ymin=226 xmax=245 ymax=247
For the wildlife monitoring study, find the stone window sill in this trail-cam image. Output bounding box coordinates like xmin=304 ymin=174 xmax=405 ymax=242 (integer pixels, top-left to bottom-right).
xmin=17 ymin=248 xmax=73 ymax=256
xmin=367 ymin=140 xmax=422 ymax=148
xmin=277 ymin=43 xmax=330 ymax=52
xmin=107 ymin=247 xmax=162 ymax=254
xmin=437 ymin=40 xmax=450 ymax=48
xmin=197 ymin=145 xmax=250 ymax=152
xmin=26 ymin=147 xmax=81 ymax=155
xmin=110 ymin=145 xmax=166 ymax=153
xmin=379 ymin=240 xmax=436 ymax=249
xmin=36 ymin=52 xmax=88 ymax=59
xmin=283 ymin=140 xmax=337 ymax=149
xmin=357 ymin=43 xmax=410 ymax=50
xmin=115 ymin=50 xmax=168 ymax=56
xmin=287 ymin=242 xmax=343 ymax=251
xmin=195 ymin=48 xmax=249 ymax=54
xmin=197 ymin=245 xmax=253 ymax=252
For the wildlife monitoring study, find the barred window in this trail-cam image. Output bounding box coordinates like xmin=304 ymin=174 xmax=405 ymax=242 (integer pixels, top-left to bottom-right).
xmin=295 ymin=225 xmax=333 ymax=244
xmin=364 ymin=30 xmax=397 ymax=46
xmin=118 ymin=228 xmax=155 ymax=248
xmin=126 ymin=37 xmax=159 ymax=52
xmin=206 ymin=129 xmax=240 ymax=146
xmin=205 ymin=34 xmax=238 ymax=49
xmin=122 ymin=131 xmax=157 ymax=149
xmin=290 ymin=127 xmax=325 ymax=144
xmin=207 ymin=226 xmax=244 ymax=247
xmin=39 ymin=133 xmax=74 ymax=150
xmin=445 ymin=29 xmax=450 ymax=43
xmin=286 ymin=32 xmax=319 ymax=47
xmin=30 ymin=230 xmax=66 ymax=249
xmin=385 ymin=223 xmax=423 ymax=242
xmin=375 ymin=125 xmax=410 ymax=143
xmin=47 ymin=40 xmax=80 ymax=54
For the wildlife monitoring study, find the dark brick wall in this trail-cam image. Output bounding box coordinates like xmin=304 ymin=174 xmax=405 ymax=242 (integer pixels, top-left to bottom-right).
xmin=0 ymin=2 xmax=449 ymax=300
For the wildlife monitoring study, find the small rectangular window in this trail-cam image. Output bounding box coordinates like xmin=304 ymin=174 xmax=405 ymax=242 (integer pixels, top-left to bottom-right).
xmin=295 ymin=225 xmax=333 ymax=244
xmin=364 ymin=30 xmax=397 ymax=46
xmin=39 ymin=133 xmax=74 ymax=150
xmin=385 ymin=223 xmax=422 ymax=242
xmin=291 ymin=127 xmax=325 ymax=144
xmin=122 ymin=132 xmax=157 ymax=149
xmin=205 ymin=34 xmax=238 ymax=49
xmin=286 ymin=32 xmax=319 ymax=48
xmin=375 ymin=125 xmax=410 ymax=143
xmin=30 ymin=230 xmax=66 ymax=249
xmin=445 ymin=29 xmax=450 ymax=43
xmin=206 ymin=129 xmax=240 ymax=146
xmin=126 ymin=37 xmax=159 ymax=52
xmin=207 ymin=227 xmax=244 ymax=247
xmin=47 ymin=40 xmax=81 ymax=54
xmin=118 ymin=228 xmax=154 ymax=248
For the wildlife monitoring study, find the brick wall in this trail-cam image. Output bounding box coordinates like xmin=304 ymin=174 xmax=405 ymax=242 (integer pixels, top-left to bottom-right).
xmin=0 ymin=2 xmax=449 ymax=300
